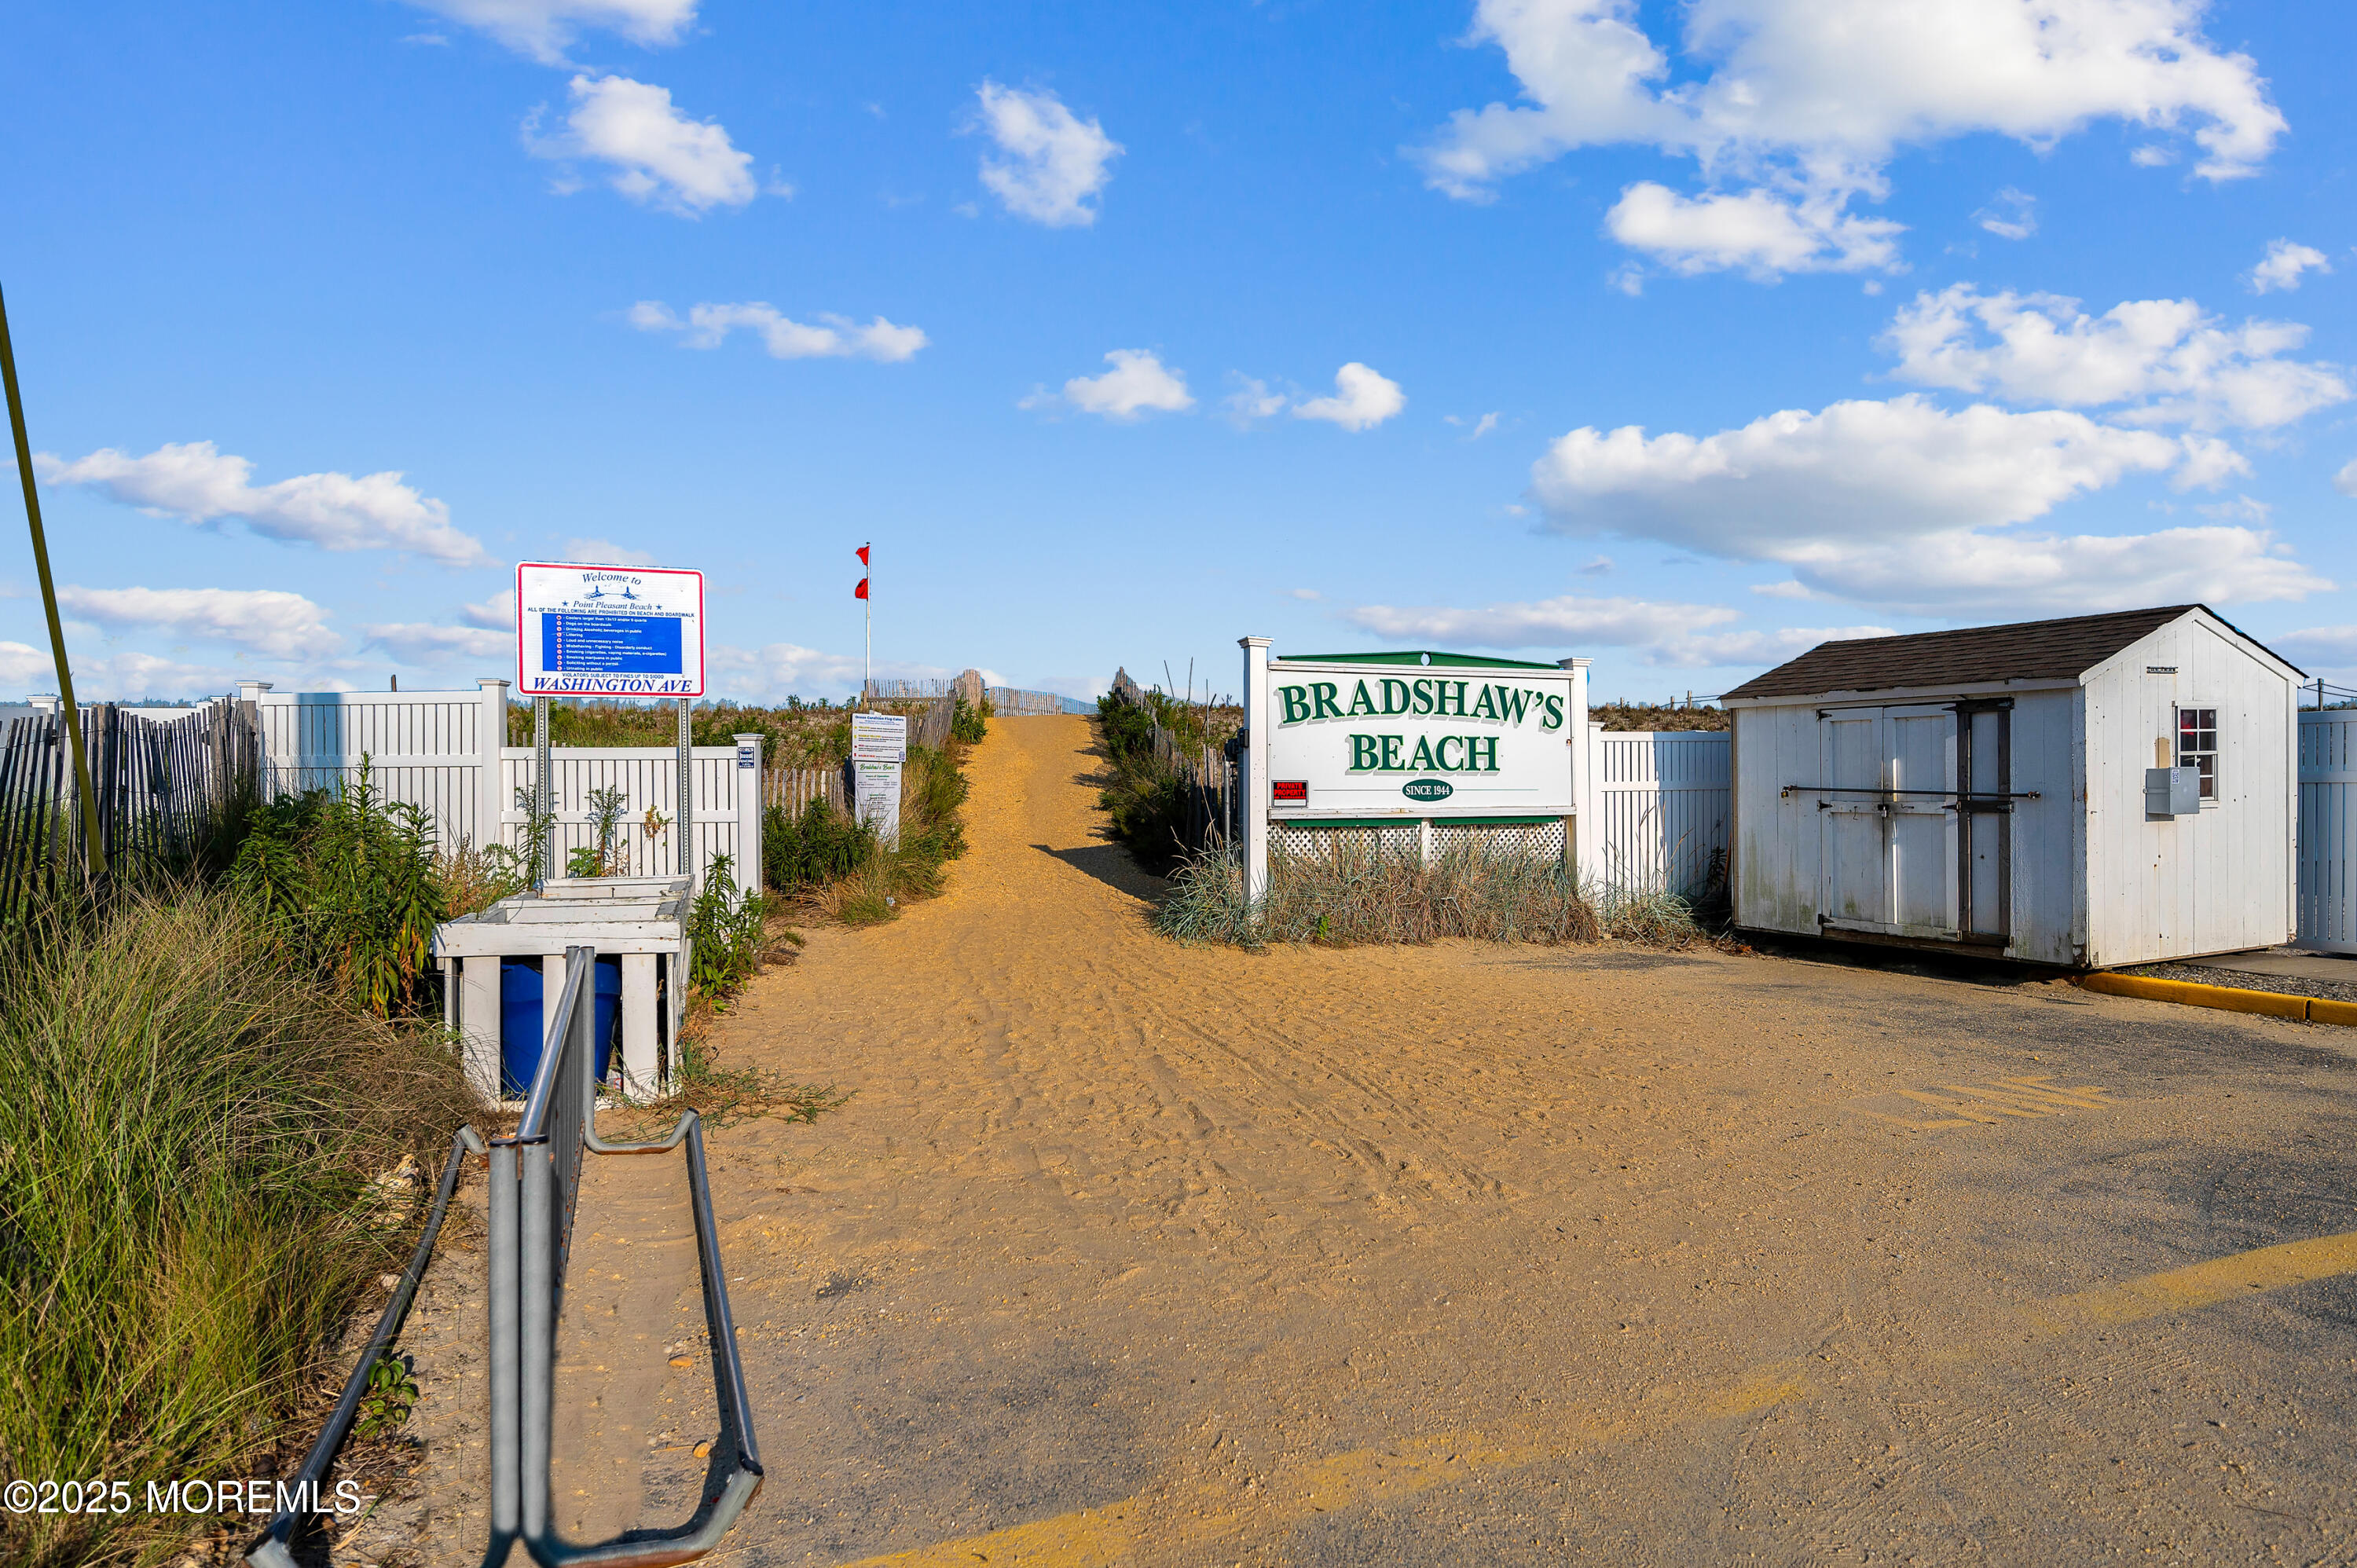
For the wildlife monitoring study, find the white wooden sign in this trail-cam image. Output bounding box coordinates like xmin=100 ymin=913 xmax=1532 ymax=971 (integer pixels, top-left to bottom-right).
xmin=1262 ymin=654 xmax=1579 ymax=820
xmin=515 ymin=562 xmax=704 ymax=698
xmin=851 ymin=712 xmax=907 ymax=846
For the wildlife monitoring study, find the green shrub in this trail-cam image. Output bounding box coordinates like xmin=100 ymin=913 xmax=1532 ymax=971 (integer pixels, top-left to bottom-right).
xmin=0 ymin=892 xmax=473 ymax=1568
xmin=228 ymin=760 xmax=445 ymax=1018
xmin=764 ymin=797 xmax=877 ymax=891
xmin=1098 ymin=758 xmax=1189 ymax=875
xmin=951 ymin=695 xmax=988 ymax=743
xmin=1097 ymin=692 xmax=1155 ymax=762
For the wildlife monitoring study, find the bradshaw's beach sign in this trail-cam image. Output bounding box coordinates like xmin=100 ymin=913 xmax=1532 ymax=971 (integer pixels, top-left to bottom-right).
xmin=1261 ymin=651 xmax=1582 ymax=821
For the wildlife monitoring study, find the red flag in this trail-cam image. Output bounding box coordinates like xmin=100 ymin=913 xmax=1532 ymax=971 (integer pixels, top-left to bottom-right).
xmin=854 ymin=577 xmax=869 ymax=599
xmin=856 ymin=544 xmax=871 ymax=566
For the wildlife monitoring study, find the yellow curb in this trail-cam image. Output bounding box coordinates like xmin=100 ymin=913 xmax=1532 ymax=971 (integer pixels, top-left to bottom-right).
xmin=2309 ymin=997 xmax=2357 ymax=1028
xmin=2076 ymin=970 xmax=2323 ymax=1023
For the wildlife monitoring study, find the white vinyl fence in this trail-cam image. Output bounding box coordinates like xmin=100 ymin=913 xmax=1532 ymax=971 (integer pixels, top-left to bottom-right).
xmin=2298 ymin=708 xmax=2357 ymax=953
xmin=241 ymin=681 xmax=767 ymax=886
xmin=1584 ymin=727 xmax=1731 ymax=897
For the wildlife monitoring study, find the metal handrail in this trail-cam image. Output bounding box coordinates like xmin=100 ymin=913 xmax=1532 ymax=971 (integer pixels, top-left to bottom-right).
xmin=486 ymin=945 xmax=764 ymax=1567
xmin=245 ymin=1123 xmax=489 ymax=1568
xmin=506 ymin=947 xmax=595 ymax=1146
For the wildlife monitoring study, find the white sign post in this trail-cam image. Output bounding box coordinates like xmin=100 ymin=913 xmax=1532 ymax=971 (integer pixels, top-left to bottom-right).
xmin=1239 ymin=642 xmax=1590 ymax=887
xmin=850 ymin=711 xmax=908 ymax=848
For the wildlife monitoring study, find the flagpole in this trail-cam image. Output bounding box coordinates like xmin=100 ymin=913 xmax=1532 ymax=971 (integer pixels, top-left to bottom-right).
xmin=863 ymin=542 xmax=871 ymax=709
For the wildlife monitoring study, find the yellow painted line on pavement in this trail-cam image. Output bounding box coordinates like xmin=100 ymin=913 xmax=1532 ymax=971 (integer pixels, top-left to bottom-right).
xmin=830 ymin=1232 xmax=2357 ymax=1568
xmin=2045 ymin=1229 xmax=2357 ymax=1327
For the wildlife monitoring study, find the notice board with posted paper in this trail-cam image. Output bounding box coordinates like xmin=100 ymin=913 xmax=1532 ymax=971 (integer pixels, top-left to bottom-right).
xmin=850 ymin=711 xmax=908 ymax=847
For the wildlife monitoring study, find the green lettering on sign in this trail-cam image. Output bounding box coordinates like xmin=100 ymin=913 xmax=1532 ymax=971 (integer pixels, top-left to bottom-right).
xmin=1349 ymin=734 xmax=1380 ymax=771
xmin=1312 ymin=683 xmax=1343 ymax=720
xmin=1347 ymin=680 xmax=1377 ymax=717
xmin=1279 ymin=685 xmax=1311 ymax=724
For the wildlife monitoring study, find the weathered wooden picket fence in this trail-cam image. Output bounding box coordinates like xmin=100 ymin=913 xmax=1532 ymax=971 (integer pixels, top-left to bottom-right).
xmin=0 ymin=698 xmax=260 ymax=927
xmin=764 ymin=767 xmax=847 ymax=816
xmin=1151 ymin=722 xmax=1239 ymax=861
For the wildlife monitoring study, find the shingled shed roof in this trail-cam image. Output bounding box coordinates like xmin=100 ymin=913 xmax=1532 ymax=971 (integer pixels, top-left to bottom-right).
xmin=1721 ymin=604 xmax=2298 ymax=701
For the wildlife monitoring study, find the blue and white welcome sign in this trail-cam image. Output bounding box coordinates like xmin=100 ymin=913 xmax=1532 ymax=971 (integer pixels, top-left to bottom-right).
xmin=515 ymin=561 xmax=704 ymax=698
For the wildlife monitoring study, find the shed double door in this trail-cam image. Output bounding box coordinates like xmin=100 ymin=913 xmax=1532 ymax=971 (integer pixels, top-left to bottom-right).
xmin=1818 ymin=705 xmax=2011 ymax=943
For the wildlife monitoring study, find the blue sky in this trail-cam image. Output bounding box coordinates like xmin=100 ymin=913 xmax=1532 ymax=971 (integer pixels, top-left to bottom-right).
xmin=5 ymin=0 xmax=2354 ymax=705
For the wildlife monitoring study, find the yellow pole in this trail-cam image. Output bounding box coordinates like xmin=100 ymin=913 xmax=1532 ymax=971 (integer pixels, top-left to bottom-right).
xmin=0 ymin=283 xmax=105 ymax=880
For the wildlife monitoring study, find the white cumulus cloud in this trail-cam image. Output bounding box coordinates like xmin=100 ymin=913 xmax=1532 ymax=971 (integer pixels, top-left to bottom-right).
xmin=365 ymin=621 xmax=511 ymax=665
xmin=403 ymin=0 xmax=695 ymax=64
xmin=35 ymin=441 xmax=486 ymax=566
xmin=1025 ymin=350 xmax=1193 ymax=421
xmin=365 ymin=590 xmax=518 ymax=667
xmin=973 ymin=82 xmax=1122 ymax=228
xmin=1974 ymin=187 xmax=2037 ymax=241
xmin=56 ymin=585 xmax=339 ymax=660
xmin=1607 ymin=182 xmax=1902 ymax=277
xmin=1420 ymin=0 xmax=2285 ymax=278
xmin=1882 ymin=286 xmax=2350 ymax=431
xmin=2278 ymin=625 xmax=2357 ymax=668
xmin=1293 ymin=363 xmax=1406 ymax=431
xmin=0 ymin=641 xmax=49 ymax=691
xmin=533 ymin=75 xmax=758 ymax=215
xmin=2336 ymin=458 xmax=2357 ymax=498
xmin=1223 ymin=377 xmax=1289 ymax=425
xmin=2247 ymin=239 xmax=2333 ymax=294
xmin=628 ymin=300 xmax=927 ymax=361
xmin=1525 ymin=394 xmax=2325 ymax=614
xmin=706 ymin=643 xmax=954 ymax=702
xmin=1343 ymin=594 xmax=1891 ymax=669
xmin=464 ymin=590 xmax=517 ymax=630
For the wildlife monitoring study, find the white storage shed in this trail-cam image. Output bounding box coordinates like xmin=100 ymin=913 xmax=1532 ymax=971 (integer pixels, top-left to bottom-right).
xmin=1723 ymin=605 xmax=2300 ymax=968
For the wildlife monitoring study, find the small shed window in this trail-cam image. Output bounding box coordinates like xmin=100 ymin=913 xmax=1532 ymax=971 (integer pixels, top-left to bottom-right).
xmin=2176 ymin=706 xmax=2218 ymax=799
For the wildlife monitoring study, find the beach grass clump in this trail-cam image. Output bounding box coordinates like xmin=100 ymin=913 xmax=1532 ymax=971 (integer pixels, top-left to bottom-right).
xmin=0 ymin=890 xmax=473 ymax=1568
xmin=775 ymin=742 xmax=973 ymax=928
xmin=1157 ymin=838 xmax=1710 ymax=951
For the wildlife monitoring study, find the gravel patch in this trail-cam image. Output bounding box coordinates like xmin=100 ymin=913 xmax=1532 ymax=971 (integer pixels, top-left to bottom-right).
xmin=2124 ymin=962 xmax=2357 ymax=1006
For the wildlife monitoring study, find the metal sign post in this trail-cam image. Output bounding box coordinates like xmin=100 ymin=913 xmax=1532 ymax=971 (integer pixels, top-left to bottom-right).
xmin=533 ymin=696 xmax=552 ymax=886
xmin=677 ymin=696 xmax=694 ymax=885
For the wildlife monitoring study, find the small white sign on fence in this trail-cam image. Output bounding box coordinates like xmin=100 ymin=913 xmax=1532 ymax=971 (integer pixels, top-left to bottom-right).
xmin=851 ymin=712 xmax=907 ymax=848
xmin=516 ymin=561 xmax=705 ymax=698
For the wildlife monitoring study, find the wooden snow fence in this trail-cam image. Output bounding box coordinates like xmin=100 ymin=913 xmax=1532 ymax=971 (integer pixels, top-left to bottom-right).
xmin=1153 ymin=722 xmax=1238 ymax=861
xmin=0 ymin=699 xmax=260 ymax=929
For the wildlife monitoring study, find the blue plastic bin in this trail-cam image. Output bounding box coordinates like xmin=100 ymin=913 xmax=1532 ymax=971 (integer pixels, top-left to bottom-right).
xmin=500 ymin=954 xmax=621 ymax=1097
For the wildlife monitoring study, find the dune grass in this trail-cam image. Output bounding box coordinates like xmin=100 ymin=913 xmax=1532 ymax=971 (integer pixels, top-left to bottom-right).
xmin=1155 ymin=838 xmax=1709 ymax=951
xmin=0 ymin=891 xmax=473 ymax=1568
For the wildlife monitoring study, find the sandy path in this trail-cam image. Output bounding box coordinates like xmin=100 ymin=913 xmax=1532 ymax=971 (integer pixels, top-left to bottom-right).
xmin=388 ymin=714 xmax=2357 ymax=1565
